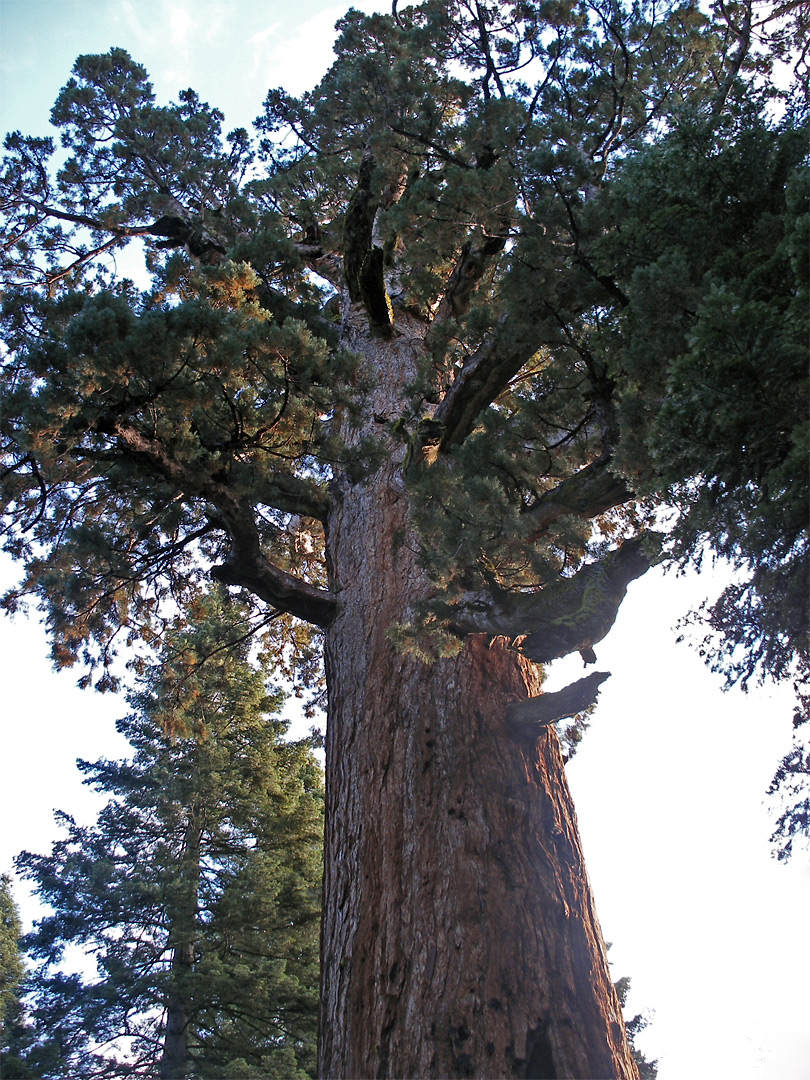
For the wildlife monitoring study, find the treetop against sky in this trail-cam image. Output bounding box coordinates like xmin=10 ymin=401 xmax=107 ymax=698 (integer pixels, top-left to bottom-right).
xmin=0 ymin=2 xmax=807 ymax=1078
xmin=1 ymin=0 xmax=807 ymax=699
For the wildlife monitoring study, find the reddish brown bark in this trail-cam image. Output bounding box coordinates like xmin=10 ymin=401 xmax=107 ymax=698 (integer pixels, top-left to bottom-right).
xmin=318 ymin=315 xmax=638 ymax=1079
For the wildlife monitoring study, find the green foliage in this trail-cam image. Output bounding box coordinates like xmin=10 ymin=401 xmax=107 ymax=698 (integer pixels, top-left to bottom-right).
xmin=592 ymin=98 xmax=810 ymax=854
xmin=3 ymin=2 xmax=802 ymax=674
xmin=0 ymin=875 xmax=27 ymax=1074
xmin=602 ymin=103 xmax=809 ymax=691
xmin=768 ymin=674 xmax=810 ymax=862
xmin=769 ymin=738 xmax=810 ymax=862
xmin=385 ymin=617 xmax=465 ymax=664
xmin=613 ymin=970 xmax=658 ymax=1080
xmin=0 ymin=876 xmax=66 ymax=1079
xmin=0 ymin=875 xmax=24 ymax=1034
xmin=14 ymin=589 xmax=322 ymax=1078
xmin=0 ymin=264 xmax=353 ymax=676
xmin=556 ymin=708 xmax=592 ymax=761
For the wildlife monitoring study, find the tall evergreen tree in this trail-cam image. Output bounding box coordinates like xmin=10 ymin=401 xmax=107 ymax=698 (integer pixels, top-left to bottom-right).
xmin=1 ymin=3 xmax=806 ymax=1075
xmin=1 ymin=876 xmax=69 ymax=1079
xmin=14 ymin=590 xmax=322 ymax=1078
xmin=0 ymin=874 xmax=24 ymax=1044
xmin=0 ymin=873 xmax=34 ymax=1078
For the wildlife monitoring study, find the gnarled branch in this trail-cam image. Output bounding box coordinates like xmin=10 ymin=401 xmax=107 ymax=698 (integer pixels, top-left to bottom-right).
xmin=431 ymin=230 xmax=508 ymax=328
xmin=450 ymin=533 xmax=661 ymax=663
xmin=508 ymin=670 xmax=611 ymax=734
xmin=209 ymin=547 xmax=335 ymax=627
xmin=113 ymin=422 xmax=336 ymax=627
xmin=428 ymin=318 xmax=541 ymax=450
xmin=521 ymin=454 xmax=633 ymax=538
xmin=251 ymin=472 xmax=331 ymax=523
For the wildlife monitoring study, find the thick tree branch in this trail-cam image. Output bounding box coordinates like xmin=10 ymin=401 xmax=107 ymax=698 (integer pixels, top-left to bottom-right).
xmin=450 ymin=533 xmax=661 ymax=662
xmin=150 ymin=215 xmax=226 ymax=264
xmin=293 ymin=241 xmax=345 ymax=289
xmin=26 ymin=199 xmax=158 ymax=238
xmin=343 ymin=154 xmax=394 ymax=337
xmin=209 ymin=545 xmax=335 ymax=628
xmin=430 ymin=231 xmax=508 ymax=328
xmin=507 ymin=670 xmax=611 ymax=734
xmin=112 ymin=422 xmax=336 ymax=627
xmin=19 ymin=200 xmax=229 ymax=269
xmin=28 ymin=201 xmax=227 ymax=260
xmin=521 ymin=454 xmax=633 ymax=537
xmin=251 ymin=473 xmax=331 ymax=523
xmin=429 ymin=318 xmax=541 ymax=450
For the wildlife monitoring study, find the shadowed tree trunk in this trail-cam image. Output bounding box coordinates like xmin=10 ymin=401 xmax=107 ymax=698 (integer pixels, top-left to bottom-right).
xmin=319 ymin=315 xmax=637 ymax=1079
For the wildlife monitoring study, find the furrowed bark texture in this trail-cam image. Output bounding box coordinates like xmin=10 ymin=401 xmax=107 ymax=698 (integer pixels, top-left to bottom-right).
xmin=319 ymin=314 xmax=637 ymax=1079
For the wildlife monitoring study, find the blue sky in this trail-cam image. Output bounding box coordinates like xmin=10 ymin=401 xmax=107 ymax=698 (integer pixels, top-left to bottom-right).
xmin=1 ymin=3 xmax=808 ymax=1077
xmin=0 ymin=0 xmax=363 ymax=132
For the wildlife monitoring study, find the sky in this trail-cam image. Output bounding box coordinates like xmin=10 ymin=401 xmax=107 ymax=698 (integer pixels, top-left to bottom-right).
xmin=1 ymin=2 xmax=808 ymax=1078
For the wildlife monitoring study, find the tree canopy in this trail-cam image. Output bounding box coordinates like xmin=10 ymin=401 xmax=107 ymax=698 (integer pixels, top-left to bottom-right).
xmin=605 ymin=101 xmax=808 ymax=690
xmin=0 ymin=1 xmax=807 ymax=1075
xmin=0 ymin=1 xmax=805 ymax=697
xmin=0 ymin=875 xmax=26 ymax=1065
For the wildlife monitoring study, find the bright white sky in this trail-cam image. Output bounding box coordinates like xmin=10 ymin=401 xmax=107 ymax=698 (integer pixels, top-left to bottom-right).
xmin=1 ymin=3 xmax=808 ymax=1078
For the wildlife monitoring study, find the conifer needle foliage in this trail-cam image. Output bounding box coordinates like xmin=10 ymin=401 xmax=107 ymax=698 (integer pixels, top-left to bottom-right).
xmin=14 ymin=591 xmax=322 ymax=1079
xmin=0 ymin=2 xmax=808 ymax=1074
xmin=0 ymin=3 xmax=804 ymax=694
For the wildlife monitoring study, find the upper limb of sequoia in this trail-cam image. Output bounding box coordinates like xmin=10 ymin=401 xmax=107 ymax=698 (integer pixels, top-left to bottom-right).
xmin=13 ymin=201 xmax=227 ymax=264
xmin=520 ymin=455 xmax=633 ymax=538
xmin=428 ymin=318 xmax=543 ymax=450
xmin=448 ymin=533 xmax=661 ymax=663
xmin=430 ymin=229 xmax=509 ymax=329
xmin=113 ymin=423 xmax=336 ymax=627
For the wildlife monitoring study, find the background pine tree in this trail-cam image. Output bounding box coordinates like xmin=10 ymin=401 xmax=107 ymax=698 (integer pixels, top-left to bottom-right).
xmin=14 ymin=590 xmax=322 ymax=1079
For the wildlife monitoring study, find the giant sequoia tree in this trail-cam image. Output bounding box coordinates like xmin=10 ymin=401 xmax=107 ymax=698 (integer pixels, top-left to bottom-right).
xmin=1 ymin=2 xmax=806 ymax=1077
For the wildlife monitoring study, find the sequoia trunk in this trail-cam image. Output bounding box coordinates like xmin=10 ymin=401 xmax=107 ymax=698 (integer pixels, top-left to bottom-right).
xmin=319 ymin=317 xmax=637 ymax=1079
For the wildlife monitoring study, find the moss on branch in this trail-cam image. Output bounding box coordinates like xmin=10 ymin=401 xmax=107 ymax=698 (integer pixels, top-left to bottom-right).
xmin=449 ymin=533 xmax=662 ymax=663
